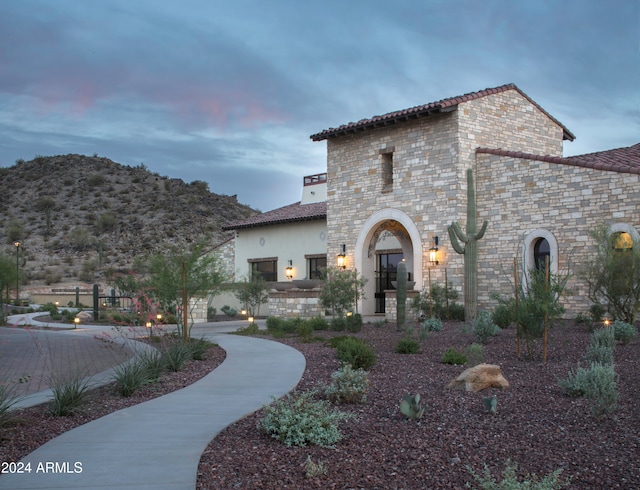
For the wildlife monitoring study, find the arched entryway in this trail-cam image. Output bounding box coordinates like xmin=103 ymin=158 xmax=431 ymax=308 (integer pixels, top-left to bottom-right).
xmin=355 ymin=209 xmax=423 ymax=316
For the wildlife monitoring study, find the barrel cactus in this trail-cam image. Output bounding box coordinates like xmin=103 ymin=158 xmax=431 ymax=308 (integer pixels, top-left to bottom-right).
xmin=448 ymin=168 xmax=488 ymax=322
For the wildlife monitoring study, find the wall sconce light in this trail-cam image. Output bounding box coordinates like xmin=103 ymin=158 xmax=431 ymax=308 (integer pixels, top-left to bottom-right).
xmin=286 ymin=260 xmax=294 ymax=279
xmin=337 ymin=244 xmax=346 ymax=269
xmin=429 ymin=236 xmax=439 ymax=266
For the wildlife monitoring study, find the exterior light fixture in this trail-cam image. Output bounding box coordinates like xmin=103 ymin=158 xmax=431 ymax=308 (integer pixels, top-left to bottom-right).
xmin=156 ymin=313 xmax=163 ymax=323
xmin=603 ymin=313 xmax=612 ymax=328
xmin=337 ymin=244 xmax=346 ymax=269
xmin=286 ymin=260 xmax=294 ymax=279
xmin=429 ymin=236 xmax=439 ymax=266
xmin=248 ymin=316 xmax=254 ymax=324
xmin=73 ymin=317 xmax=80 ymax=329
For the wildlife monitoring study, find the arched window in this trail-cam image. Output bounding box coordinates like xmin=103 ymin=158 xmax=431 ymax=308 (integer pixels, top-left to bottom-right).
xmin=523 ymin=230 xmax=558 ymax=275
xmin=533 ymin=237 xmax=551 ymax=271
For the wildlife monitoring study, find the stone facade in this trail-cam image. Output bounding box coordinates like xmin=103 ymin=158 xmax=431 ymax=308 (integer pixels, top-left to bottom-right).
xmin=317 ymin=84 xmax=639 ymax=318
xmin=268 ymin=289 xmax=324 ymax=318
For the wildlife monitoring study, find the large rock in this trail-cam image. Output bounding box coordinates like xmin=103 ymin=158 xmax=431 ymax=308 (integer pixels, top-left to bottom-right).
xmin=447 ymin=363 xmax=509 ymax=393
xmin=75 ymin=311 xmax=93 ymax=323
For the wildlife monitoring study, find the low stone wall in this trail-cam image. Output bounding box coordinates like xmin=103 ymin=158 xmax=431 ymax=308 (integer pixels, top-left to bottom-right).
xmin=384 ymin=290 xmax=420 ymax=322
xmin=268 ymin=289 xmax=325 ymax=318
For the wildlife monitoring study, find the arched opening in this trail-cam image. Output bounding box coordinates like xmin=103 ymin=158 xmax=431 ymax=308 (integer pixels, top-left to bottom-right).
xmin=355 ymin=209 xmax=423 ymax=316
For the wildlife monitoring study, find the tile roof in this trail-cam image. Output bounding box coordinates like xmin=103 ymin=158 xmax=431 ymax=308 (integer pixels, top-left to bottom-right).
xmin=310 ymin=83 xmax=575 ymax=142
xmin=476 ymin=142 xmax=640 ymax=175
xmin=222 ymin=201 xmax=326 ymax=230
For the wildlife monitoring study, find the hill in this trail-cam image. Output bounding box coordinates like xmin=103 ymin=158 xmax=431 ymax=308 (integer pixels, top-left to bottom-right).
xmin=0 ymin=154 xmax=257 ymax=290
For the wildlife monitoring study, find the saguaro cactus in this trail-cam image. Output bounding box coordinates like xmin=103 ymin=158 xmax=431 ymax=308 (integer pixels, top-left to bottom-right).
xmin=396 ymin=260 xmax=407 ymax=331
xmin=448 ymin=168 xmax=488 ymax=322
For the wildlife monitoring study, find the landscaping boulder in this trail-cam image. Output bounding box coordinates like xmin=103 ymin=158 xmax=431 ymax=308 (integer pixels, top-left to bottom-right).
xmin=447 ymin=363 xmax=509 ymax=392
xmin=75 ymin=311 xmax=93 ymax=323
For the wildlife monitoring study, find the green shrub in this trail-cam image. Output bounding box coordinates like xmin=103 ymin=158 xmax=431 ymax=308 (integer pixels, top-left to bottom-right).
xmin=558 ymin=365 xmax=592 ymax=397
xmin=589 ymin=303 xmax=605 ymax=322
xmin=266 ymin=316 xmax=285 ymax=332
xmin=583 ymin=362 xmax=619 ymax=418
xmin=492 ymin=302 xmax=514 ymax=329
xmin=323 ymin=364 xmax=369 ymax=404
xmin=221 ymin=305 xmax=237 ymax=317
xmin=330 ymin=316 xmax=347 ymax=331
xmin=421 ymin=317 xmax=443 ymax=335
xmin=468 ymin=459 xmax=568 ymax=490
xmin=465 ymin=343 xmax=484 ymax=366
xmin=325 ymin=335 xmax=358 ymax=348
xmin=583 ymin=344 xmax=614 ymax=365
xmin=448 ymin=303 xmax=466 ymax=321
xmin=297 ymin=322 xmax=314 ymax=342
xmin=396 ymin=337 xmax=420 ymax=354
xmin=442 ymin=347 xmax=468 ymax=365
xmin=234 ymin=322 xmax=261 ymax=336
xmin=308 ymin=316 xmax=329 ymax=331
xmin=49 ymin=375 xmax=92 ymax=416
xmin=163 ymin=341 xmax=192 ymax=372
xmin=591 ymin=327 xmax=616 ymax=349
xmin=346 ymin=313 xmax=362 ymax=332
xmin=112 ymin=359 xmax=150 ymax=397
xmin=259 ymin=390 xmax=353 ymax=447
xmin=613 ymin=320 xmax=638 ymax=345
xmin=473 ymin=311 xmax=501 ymax=344
xmin=336 ymin=337 xmax=376 ymax=370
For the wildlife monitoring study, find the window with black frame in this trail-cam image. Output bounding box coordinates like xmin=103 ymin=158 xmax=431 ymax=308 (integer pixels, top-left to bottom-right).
xmin=250 ymin=259 xmax=277 ymax=282
xmin=307 ymin=255 xmax=327 ymax=279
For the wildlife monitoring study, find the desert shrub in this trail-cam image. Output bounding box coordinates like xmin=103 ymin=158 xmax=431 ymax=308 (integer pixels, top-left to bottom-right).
xmin=259 ymin=390 xmax=353 ymax=447
xmin=336 ymin=337 xmax=376 ymax=370
xmin=330 ymin=316 xmax=347 ymax=331
xmin=468 ymin=459 xmax=568 ymax=490
xmin=442 ymin=347 xmax=468 ymax=365
xmin=583 ymin=362 xmax=619 ymax=418
xmin=221 ymin=305 xmax=237 ymax=317
xmin=297 ymin=322 xmax=314 ymax=342
xmin=465 ymin=343 xmax=484 ymax=366
xmin=308 ymin=316 xmax=329 ymax=331
xmin=421 ymin=316 xmax=442 ymax=335
xmin=49 ymin=375 xmax=92 ymax=416
xmin=325 ymin=335 xmax=358 ymax=349
xmin=589 ymin=303 xmax=605 ymax=322
xmin=473 ymin=311 xmax=501 ymax=344
xmin=112 ymin=359 xmax=150 ymax=397
xmin=448 ymin=303 xmax=466 ymax=321
xmin=396 ymin=337 xmax=420 ymax=354
xmin=163 ymin=341 xmax=192 ymax=372
xmin=87 ymin=174 xmax=106 ymax=187
xmin=346 ymin=313 xmax=363 ymax=332
xmin=612 ymin=320 xmax=638 ymax=345
xmin=188 ymin=337 xmax=212 ymax=360
xmin=323 ymin=364 xmax=370 ymax=404
xmin=266 ymin=316 xmax=284 ymax=332
xmin=411 ymin=282 xmax=462 ymax=320
xmin=304 ymin=456 xmax=327 ymax=478
xmin=491 ymin=302 xmax=514 ymax=329
xmin=558 ymin=365 xmax=592 ymax=397
xmin=583 ymin=328 xmax=615 ymax=365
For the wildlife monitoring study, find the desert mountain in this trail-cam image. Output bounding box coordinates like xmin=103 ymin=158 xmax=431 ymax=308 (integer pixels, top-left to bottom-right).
xmin=0 ymin=154 xmax=257 ymax=289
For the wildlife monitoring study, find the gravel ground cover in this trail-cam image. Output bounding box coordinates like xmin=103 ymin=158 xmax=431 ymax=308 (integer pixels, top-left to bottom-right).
xmin=197 ymin=321 xmax=639 ymax=489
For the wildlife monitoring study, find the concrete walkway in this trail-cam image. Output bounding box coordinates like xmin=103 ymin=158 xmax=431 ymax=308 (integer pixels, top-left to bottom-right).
xmin=0 ymin=321 xmax=306 ymax=489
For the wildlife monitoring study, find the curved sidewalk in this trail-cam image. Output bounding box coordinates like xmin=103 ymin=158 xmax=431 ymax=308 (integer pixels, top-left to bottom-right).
xmin=0 ymin=333 xmax=306 ymax=490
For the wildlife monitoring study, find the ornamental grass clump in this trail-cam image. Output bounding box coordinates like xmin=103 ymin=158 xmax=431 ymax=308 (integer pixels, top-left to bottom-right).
xmin=163 ymin=340 xmax=193 ymax=372
xmin=259 ymin=390 xmax=354 ymax=447
xmin=0 ymin=385 xmax=22 ymax=427
xmin=323 ymin=364 xmax=369 ymax=404
xmin=49 ymin=375 xmax=92 ymax=416
xmin=112 ymin=358 xmax=151 ymax=397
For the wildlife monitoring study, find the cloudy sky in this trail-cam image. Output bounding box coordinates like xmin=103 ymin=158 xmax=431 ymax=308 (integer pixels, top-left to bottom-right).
xmin=1 ymin=0 xmax=638 ymax=211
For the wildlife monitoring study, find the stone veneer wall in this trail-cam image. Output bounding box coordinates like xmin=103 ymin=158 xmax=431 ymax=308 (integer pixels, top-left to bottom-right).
xmin=214 ymin=238 xmax=236 ymax=281
xmin=476 ymin=152 xmax=640 ymax=317
xmin=324 ymin=88 xmax=569 ymax=316
xmin=268 ymin=289 xmax=325 ymax=318
xmin=383 ymin=290 xmax=420 ymax=322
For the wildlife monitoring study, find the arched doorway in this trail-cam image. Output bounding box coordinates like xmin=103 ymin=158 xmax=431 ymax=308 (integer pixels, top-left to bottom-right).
xmin=355 ymin=209 xmax=423 ymax=316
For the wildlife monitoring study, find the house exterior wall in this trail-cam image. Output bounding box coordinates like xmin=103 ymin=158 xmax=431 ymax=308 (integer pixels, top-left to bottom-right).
xmin=324 ymin=88 xmax=636 ymax=318
xmin=476 ymin=153 xmax=640 ymax=316
xmin=232 ymin=220 xmax=327 ymax=281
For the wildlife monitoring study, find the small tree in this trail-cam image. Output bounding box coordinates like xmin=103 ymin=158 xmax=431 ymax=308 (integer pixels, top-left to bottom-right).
xmin=234 ymin=276 xmax=269 ymax=316
xmin=34 ymin=196 xmax=56 ymax=239
xmin=319 ymin=268 xmax=366 ymax=318
xmin=580 ymin=225 xmax=640 ymax=324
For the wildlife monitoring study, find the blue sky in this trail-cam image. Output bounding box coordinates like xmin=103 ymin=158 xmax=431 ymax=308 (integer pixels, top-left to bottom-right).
xmin=1 ymin=0 xmax=638 ymax=211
